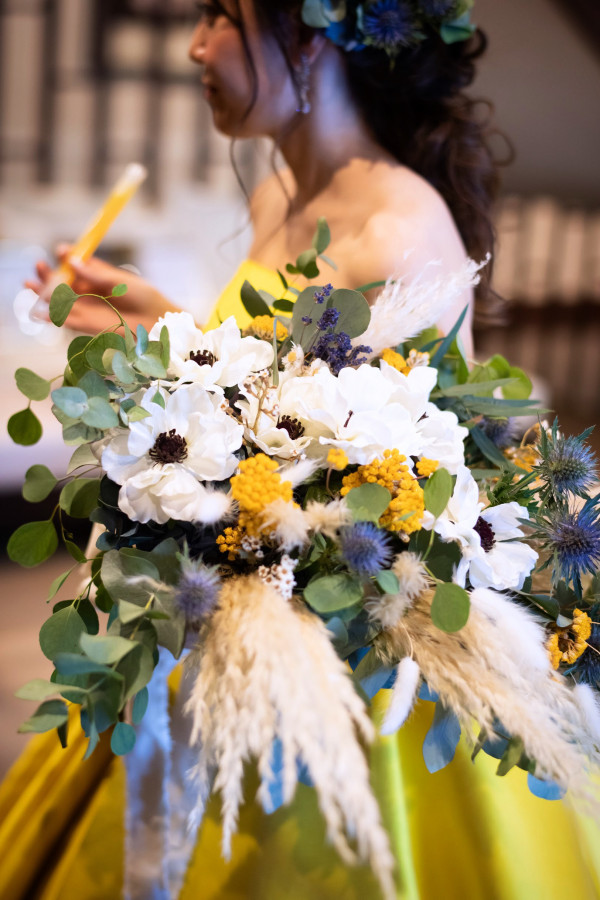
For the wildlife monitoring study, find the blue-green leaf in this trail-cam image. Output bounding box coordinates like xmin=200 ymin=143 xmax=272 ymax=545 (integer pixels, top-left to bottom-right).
xmin=19 ymin=699 xmax=69 ymax=733
xmin=423 ymin=702 xmax=461 ymax=773
xmin=111 ymin=721 xmax=137 ymax=755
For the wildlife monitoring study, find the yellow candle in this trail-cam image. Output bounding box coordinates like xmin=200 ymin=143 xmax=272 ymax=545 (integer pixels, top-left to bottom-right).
xmin=56 ymin=163 xmax=148 ymax=282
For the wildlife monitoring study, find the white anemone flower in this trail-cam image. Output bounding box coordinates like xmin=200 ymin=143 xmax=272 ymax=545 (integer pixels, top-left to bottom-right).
xmin=102 ymin=384 xmax=243 ymax=524
xmin=148 ymin=312 xmax=273 ymax=389
xmin=278 ymin=364 xmax=430 ymax=465
xmin=423 ymin=466 xmax=537 ymax=590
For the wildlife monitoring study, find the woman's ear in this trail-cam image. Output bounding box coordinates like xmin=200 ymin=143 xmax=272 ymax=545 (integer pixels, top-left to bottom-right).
xmin=293 ymin=29 xmax=327 ymax=67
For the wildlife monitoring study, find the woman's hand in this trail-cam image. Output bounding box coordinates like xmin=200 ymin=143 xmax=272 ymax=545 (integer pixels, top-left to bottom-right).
xmin=25 ymin=244 xmax=181 ymax=334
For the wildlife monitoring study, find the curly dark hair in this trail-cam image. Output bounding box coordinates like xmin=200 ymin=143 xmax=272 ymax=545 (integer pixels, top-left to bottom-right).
xmin=212 ymin=0 xmax=507 ymax=319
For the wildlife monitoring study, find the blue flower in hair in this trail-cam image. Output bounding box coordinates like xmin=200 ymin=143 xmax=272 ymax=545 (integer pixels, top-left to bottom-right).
xmin=359 ymin=0 xmax=416 ymax=53
xmin=419 ymin=0 xmax=457 ymax=18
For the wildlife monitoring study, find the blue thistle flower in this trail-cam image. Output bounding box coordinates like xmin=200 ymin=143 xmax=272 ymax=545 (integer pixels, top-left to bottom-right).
xmin=340 ymin=521 xmax=393 ymax=576
xmin=480 ymin=416 xmax=516 ymax=449
xmin=317 ymin=307 xmax=340 ymax=330
xmin=544 ymin=501 xmax=600 ymax=586
xmin=419 ymin=0 xmax=456 ymax=19
xmin=174 ymin=558 xmax=221 ymax=626
xmin=360 ymin=0 xmax=416 ymax=52
xmin=541 ymin=432 xmax=597 ymax=497
xmin=572 ymin=604 xmax=600 ymax=686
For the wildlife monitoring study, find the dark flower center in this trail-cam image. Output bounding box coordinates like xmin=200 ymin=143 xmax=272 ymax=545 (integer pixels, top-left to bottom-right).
xmin=276 ymin=415 xmax=305 ymax=440
xmin=474 ymin=516 xmax=495 ymax=552
xmin=149 ymin=429 xmax=188 ymax=464
xmin=189 ymin=349 xmax=216 ymax=367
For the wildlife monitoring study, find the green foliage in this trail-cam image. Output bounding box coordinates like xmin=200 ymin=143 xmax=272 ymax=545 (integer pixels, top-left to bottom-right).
xmin=430 ymin=583 xmax=470 ymax=633
xmin=111 ymin=722 xmax=136 ymax=755
xmin=59 ymin=478 xmax=101 ymax=518
xmin=112 ymin=283 xmax=128 ymax=296
xmin=344 ymin=483 xmax=391 ymax=524
xmin=15 ymin=367 xmax=51 ymax=401
xmin=423 ymin=468 xmax=453 ymax=518
xmin=375 ymin=570 xmax=399 ymax=594
xmin=49 ymin=283 xmax=78 ymax=326
xmin=39 ymin=605 xmax=86 ymax=659
xmin=8 ymin=520 xmax=58 ymax=567
xmin=22 ymin=465 xmax=57 ymax=502
xmin=422 ymin=702 xmax=461 ymax=773
xmin=132 ymin=687 xmax=149 ymax=725
xmin=52 ymin=386 xmax=88 ymax=419
xmin=8 ymin=408 xmax=43 ymax=446
xmin=241 ymin=280 xmax=273 ymax=318
xmin=304 ymin=573 xmax=363 ymax=613
xmin=19 ymin=699 xmax=69 ymax=734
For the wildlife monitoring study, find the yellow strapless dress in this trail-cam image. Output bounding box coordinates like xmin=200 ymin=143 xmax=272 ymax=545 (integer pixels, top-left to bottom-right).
xmin=1 ymin=261 xmax=599 ymax=900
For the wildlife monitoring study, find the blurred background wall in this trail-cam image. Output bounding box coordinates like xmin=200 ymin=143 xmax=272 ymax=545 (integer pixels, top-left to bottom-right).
xmin=0 ymin=0 xmax=599 ymax=771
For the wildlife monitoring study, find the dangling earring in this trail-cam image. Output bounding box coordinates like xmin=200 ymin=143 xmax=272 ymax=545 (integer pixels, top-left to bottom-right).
xmin=296 ymin=52 xmax=311 ymax=115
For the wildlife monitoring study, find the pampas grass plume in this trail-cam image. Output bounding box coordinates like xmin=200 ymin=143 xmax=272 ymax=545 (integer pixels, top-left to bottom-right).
xmin=305 ymin=498 xmax=352 ymax=538
xmin=380 ymin=657 xmax=421 ymax=736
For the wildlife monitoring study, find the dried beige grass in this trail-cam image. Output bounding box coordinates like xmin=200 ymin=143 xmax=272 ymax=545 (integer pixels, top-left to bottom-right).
xmin=375 ymin=586 xmax=600 ymax=800
xmin=185 ymin=575 xmax=395 ymax=899
xmin=359 ymin=256 xmax=488 ymax=359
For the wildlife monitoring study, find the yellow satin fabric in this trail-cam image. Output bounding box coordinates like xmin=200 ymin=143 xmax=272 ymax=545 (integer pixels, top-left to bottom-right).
xmin=2 ymin=261 xmax=599 ymax=899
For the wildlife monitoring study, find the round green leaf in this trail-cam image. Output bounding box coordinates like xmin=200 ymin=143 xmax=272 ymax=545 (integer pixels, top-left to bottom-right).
xmin=8 ymin=408 xmax=43 ymax=446
xmin=85 ymin=333 xmax=127 ymax=374
xmin=49 ymin=283 xmax=78 ymax=327
xmin=430 ymin=582 xmax=470 ymax=633
xmin=15 ymin=678 xmax=86 ymax=701
xmin=111 ymin=721 xmax=137 ymax=755
xmin=375 ymin=570 xmax=400 ymax=594
xmin=66 ymin=335 xmax=94 ymax=379
xmin=7 ymin=520 xmax=58 ymax=567
xmin=22 ymin=465 xmax=57 ymax=502
xmin=423 ymin=467 xmax=454 ymax=518
xmin=51 ymin=386 xmax=88 ymax=419
xmin=112 ymin=283 xmax=128 ymax=296
xmin=329 ymin=289 xmax=371 ymax=339
xmin=344 ymin=483 xmax=391 ymax=524
xmin=59 ymin=478 xmax=101 ymax=518
xmin=39 ymin=606 xmax=86 ymax=659
xmin=15 ymin=368 xmax=51 ymax=401
xmin=304 ymin=573 xmax=363 ymax=614
xmin=65 ymin=540 xmax=87 ymax=564
xmin=81 ymin=396 xmax=119 ymax=429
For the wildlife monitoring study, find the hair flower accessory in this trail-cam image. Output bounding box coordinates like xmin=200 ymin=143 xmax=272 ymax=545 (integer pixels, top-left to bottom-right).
xmin=301 ymin=0 xmax=476 ymax=57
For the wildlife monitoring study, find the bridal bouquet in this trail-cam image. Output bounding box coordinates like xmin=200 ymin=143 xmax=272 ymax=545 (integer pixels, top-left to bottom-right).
xmin=8 ymin=221 xmax=600 ymax=897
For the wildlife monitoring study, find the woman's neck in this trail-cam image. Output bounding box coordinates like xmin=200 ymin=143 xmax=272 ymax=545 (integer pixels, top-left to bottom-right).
xmin=275 ymin=48 xmax=393 ymax=207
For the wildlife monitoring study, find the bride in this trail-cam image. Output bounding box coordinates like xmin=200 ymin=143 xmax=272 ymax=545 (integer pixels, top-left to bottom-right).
xmin=16 ymin=2 xmax=599 ymax=899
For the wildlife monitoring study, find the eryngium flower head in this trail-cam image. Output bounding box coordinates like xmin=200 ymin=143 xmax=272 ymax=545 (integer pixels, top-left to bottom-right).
xmin=480 ymin=416 xmax=516 ymax=449
xmin=175 ymin=558 xmax=221 ymax=627
xmin=340 ymin=521 xmax=393 ymax=576
xmin=540 ymin=432 xmax=597 ymax=497
xmin=572 ymin=603 xmax=600 ymax=686
xmin=544 ymin=501 xmax=600 ymax=586
xmin=361 ymin=0 xmax=416 ymax=52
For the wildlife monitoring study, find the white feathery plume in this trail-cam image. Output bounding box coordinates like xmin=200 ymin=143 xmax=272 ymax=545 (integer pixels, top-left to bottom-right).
xmin=367 ymin=552 xmax=428 ymax=628
xmin=376 ymin=587 xmax=600 ymax=801
xmin=304 ymin=498 xmax=352 ymax=538
xmin=185 ymin=575 xmax=396 ymax=900
xmin=469 ymin=587 xmax=550 ymax=675
xmin=260 ymin=498 xmax=310 ymax=550
xmin=279 ymin=456 xmax=320 ymax=488
xmin=574 ymin=683 xmax=600 ymax=745
xmin=358 ymin=256 xmax=489 ymax=359
xmin=380 ymin=657 xmax=421 ymax=736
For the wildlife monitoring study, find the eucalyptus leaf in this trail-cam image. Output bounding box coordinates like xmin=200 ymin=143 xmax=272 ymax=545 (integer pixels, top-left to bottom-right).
xmin=132 ymin=686 xmax=149 ymax=725
xmin=304 ymin=573 xmax=363 ymax=613
xmin=133 ymin=354 xmax=168 ymax=379
xmin=67 ymin=443 xmax=99 ymax=475
xmin=86 ymin=333 xmax=127 ymax=374
xmin=80 ymin=633 xmax=136 ymax=665
xmin=81 ymin=396 xmax=119 ymax=429
xmin=8 ymin=520 xmax=58 ymax=567
xmin=136 ymin=324 xmax=149 ymax=355
xmin=54 ymin=653 xmax=123 ymax=679
xmin=375 ymin=570 xmax=400 ymax=594
xmin=52 ymin=386 xmax=88 ymax=419
xmin=422 ymin=702 xmax=461 ymax=773
xmin=65 ymin=540 xmax=87 ymax=564
xmin=312 ymin=217 xmax=331 ymax=254
xmin=117 ymin=642 xmax=155 ymax=701
xmin=22 ymin=465 xmax=57 ymax=502
xmin=78 ymin=369 xmax=111 ymax=399
xmin=16 ymin=679 xmax=86 ymax=701
xmin=423 ymin=467 xmax=453 ymax=518
xmin=15 ymin=367 xmax=51 ymax=401
xmin=273 ymin=298 xmax=295 ymax=313
xmin=112 ymin=283 xmax=128 ymax=296
xmin=126 ymin=405 xmax=152 ymax=422
xmin=527 ymin=773 xmax=565 ymax=801
xmin=8 ymin=408 xmax=43 ymax=446
xmin=49 ymin=283 xmax=78 ymax=327
xmin=47 ymin=568 xmax=74 ymax=602
xmin=111 ymin=721 xmax=137 ymax=755
xmin=66 ymin=335 xmax=94 ymax=379
xmin=470 ymin=426 xmax=513 ymax=470
xmin=344 ymin=483 xmax=391 ymax=524
xmin=328 ymin=289 xmax=371 ymax=339
xmin=19 ymin=699 xmax=69 ymax=733
xmin=351 ymin=648 xmax=394 ymax=699
xmin=497 ymin=736 xmax=525 ymax=776
xmin=39 ymin=606 xmax=86 ymax=659
xmin=159 ymin=324 xmax=170 ymax=368
xmin=59 ymin=478 xmax=101 ymax=518
xmin=430 ymin=582 xmax=470 ymax=633
xmin=296 ymin=248 xmax=319 ymax=279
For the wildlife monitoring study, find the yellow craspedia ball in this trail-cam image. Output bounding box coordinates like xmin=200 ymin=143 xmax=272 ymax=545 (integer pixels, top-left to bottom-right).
xmin=246 ymin=315 xmax=288 ymax=342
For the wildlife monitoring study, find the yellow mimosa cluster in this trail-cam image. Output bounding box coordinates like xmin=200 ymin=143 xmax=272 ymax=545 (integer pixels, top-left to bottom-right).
xmin=416 ymin=458 xmax=439 ymax=477
xmin=341 ymin=449 xmax=425 ymax=534
xmin=231 ymin=454 xmax=293 ymax=537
